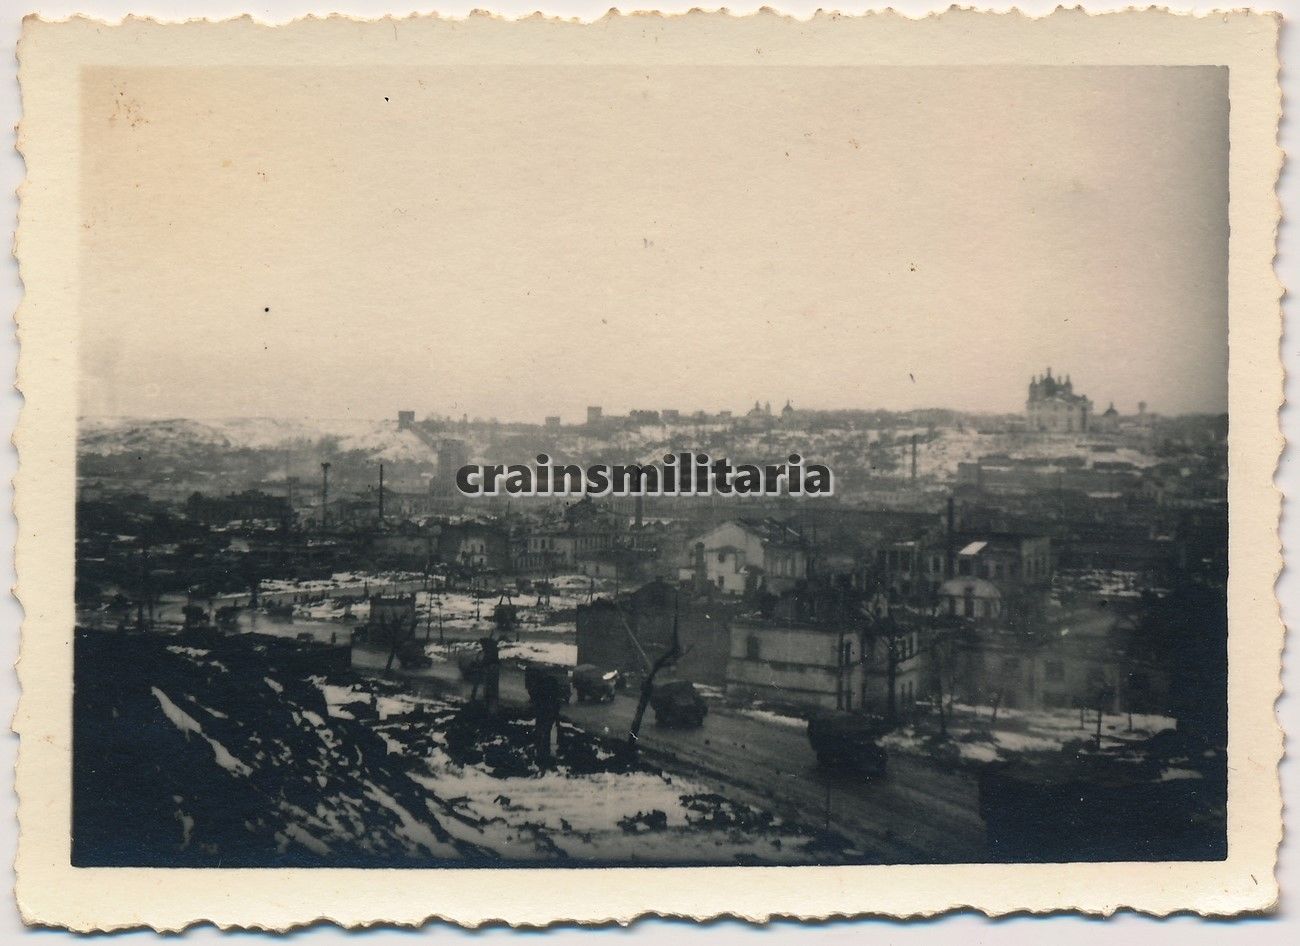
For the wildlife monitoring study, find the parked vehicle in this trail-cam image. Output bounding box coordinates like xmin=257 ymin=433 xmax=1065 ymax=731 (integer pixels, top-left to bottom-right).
xmin=572 ymin=664 xmax=619 ymax=703
xmin=396 ymin=639 xmax=432 ymax=670
xmin=650 ymin=680 xmax=707 ymax=728
xmin=807 ymin=711 xmax=889 ymax=777
xmin=524 ymin=663 xmax=572 ymax=706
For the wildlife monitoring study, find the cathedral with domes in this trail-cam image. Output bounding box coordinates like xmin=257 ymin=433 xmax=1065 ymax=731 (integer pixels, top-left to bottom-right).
xmin=1026 ymin=368 xmax=1092 ymax=433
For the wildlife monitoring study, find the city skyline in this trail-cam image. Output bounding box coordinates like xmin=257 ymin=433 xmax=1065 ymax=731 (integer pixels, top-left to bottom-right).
xmin=76 ymin=387 xmax=1187 ymax=427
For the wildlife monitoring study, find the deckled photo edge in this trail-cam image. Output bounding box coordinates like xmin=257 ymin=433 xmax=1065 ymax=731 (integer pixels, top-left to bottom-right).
xmin=10 ymin=7 xmax=1284 ymax=930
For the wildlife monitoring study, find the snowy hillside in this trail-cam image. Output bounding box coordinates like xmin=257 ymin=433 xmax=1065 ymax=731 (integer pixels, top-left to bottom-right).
xmin=79 ymin=415 xmax=435 ymax=463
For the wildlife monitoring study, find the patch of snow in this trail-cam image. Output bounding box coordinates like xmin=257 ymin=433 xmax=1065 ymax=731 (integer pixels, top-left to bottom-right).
xmin=282 ymin=823 xmax=332 ymax=856
xmin=738 ymin=709 xmax=807 ymax=730
xmin=166 ymin=646 xmax=211 ymax=659
xmin=151 ymin=687 xmax=252 ymax=777
xmin=361 ymin=780 xmax=459 ymax=859
xmin=498 ymin=641 xmax=577 ymax=667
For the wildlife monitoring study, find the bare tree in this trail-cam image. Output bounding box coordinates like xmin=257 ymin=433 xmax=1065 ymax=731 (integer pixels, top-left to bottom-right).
xmin=624 ymin=600 xmax=688 ymax=753
xmin=867 ymin=614 xmax=914 ymax=724
xmin=929 ymin=628 xmax=959 ymax=739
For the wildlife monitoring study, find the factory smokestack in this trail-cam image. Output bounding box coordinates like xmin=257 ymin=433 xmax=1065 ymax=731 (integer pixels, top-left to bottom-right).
xmin=320 ymin=462 xmax=331 ymax=528
xmin=945 ymin=496 xmax=955 ymax=578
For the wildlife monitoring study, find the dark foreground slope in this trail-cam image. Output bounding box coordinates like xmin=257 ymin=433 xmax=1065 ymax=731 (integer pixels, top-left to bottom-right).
xmin=72 ymin=631 xmax=484 ymax=866
xmin=73 ymin=630 xmax=849 ymax=867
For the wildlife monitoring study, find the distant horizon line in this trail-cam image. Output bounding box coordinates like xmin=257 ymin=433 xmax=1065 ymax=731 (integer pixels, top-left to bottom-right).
xmin=76 ymin=404 xmax=1227 ymax=425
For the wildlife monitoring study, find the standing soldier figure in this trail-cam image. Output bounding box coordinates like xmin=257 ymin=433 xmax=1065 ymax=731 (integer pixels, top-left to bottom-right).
xmin=526 ymin=667 xmax=566 ymax=768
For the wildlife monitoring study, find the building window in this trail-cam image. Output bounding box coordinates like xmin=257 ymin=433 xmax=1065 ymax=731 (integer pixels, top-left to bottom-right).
xmin=1045 ymin=660 xmax=1065 ymax=682
xmin=745 ymin=635 xmax=761 ymax=660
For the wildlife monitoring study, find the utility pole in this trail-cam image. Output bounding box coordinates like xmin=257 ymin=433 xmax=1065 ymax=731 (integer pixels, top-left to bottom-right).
xmin=136 ymin=537 xmax=149 ymax=631
xmin=378 ymin=463 xmax=385 ymax=527
xmin=910 ymin=433 xmax=918 ymax=481
xmin=320 ymin=462 xmax=331 ymax=528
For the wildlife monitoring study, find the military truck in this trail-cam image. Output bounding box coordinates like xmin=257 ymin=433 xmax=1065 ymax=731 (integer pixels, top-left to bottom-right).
xmin=650 ymin=680 xmax=708 ymax=728
xmin=572 ymin=664 xmax=619 ymax=703
xmin=806 ymin=711 xmax=889 ymax=777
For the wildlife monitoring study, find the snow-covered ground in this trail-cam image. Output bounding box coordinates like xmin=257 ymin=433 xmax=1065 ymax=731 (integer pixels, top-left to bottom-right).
xmin=84 ymin=632 xmax=849 ymax=867
xmin=323 ymin=681 xmax=842 ymax=864
xmin=259 ymin=570 xmax=427 ymax=596
xmin=247 ymin=574 xmax=596 ymax=646
xmin=881 ymin=702 xmax=1176 ymax=766
xmin=80 ymin=416 xmax=1156 ymax=486
xmin=737 ymin=708 xmax=807 ymax=730
xmin=498 ymin=640 xmax=578 ymax=666
xmin=420 ymin=639 xmax=577 ymax=667
xmin=913 ymin=427 xmax=1157 ymax=481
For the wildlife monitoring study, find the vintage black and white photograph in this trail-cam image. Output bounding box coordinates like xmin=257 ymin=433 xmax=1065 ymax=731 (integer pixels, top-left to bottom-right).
xmin=66 ymin=60 xmax=1234 ymax=869
xmin=13 ymin=9 xmax=1283 ymax=928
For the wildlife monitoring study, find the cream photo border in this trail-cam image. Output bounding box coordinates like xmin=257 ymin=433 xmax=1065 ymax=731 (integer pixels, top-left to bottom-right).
xmin=12 ymin=8 xmax=1283 ymax=929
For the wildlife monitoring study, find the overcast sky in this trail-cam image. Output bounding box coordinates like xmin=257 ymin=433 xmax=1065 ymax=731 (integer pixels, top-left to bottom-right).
xmin=79 ymin=64 xmax=1228 ymax=421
